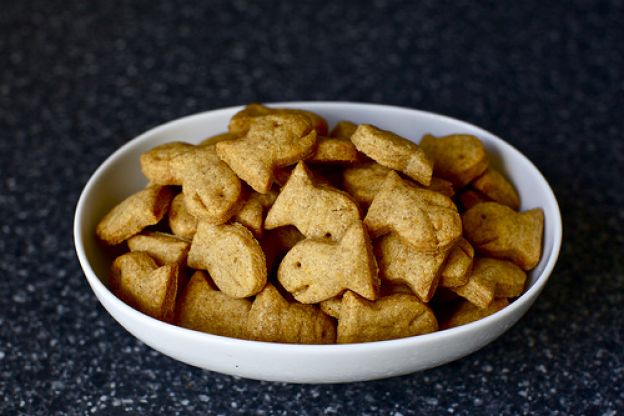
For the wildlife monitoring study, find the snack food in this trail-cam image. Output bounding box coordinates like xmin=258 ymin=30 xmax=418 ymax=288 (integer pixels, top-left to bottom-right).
xmin=463 ymin=202 xmax=544 ymax=270
xmin=265 ymin=161 xmax=360 ymax=241
xmin=364 ymin=171 xmax=462 ymax=253
xmin=374 ymin=233 xmax=447 ymax=303
xmin=96 ymin=104 xmax=545 ymax=345
xmin=351 ymin=124 xmax=433 ymax=186
xmin=420 ymin=134 xmax=488 ymax=187
xmin=278 ymin=220 xmax=379 ymax=303
xmin=336 ymin=291 xmax=438 ymax=343
xmin=217 ymin=113 xmax=317 ymax=193
xmin=245 ymin=284 xmax=336 ymax=344
xmin=187 ymin=222 xmax=267 ymax=298
xmin=96 ymin=184 xmax=174 ymax=245
xmin=110 ymin=252 xmax=182 ymax=322
xmin=176 ymin=271 xmax=251 ymax=338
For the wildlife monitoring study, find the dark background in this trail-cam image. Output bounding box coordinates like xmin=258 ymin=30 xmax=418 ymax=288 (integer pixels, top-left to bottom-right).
xmin=1 ymin=0 xmax=623 ymax=414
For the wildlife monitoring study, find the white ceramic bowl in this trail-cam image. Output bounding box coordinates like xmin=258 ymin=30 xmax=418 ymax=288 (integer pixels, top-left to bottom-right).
xmin=74 ymin=102 xmax=562 ymax=383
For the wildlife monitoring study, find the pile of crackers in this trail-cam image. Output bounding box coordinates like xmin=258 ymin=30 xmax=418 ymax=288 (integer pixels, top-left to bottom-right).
xmin=96 ymin=104 xmax=544 ymax=344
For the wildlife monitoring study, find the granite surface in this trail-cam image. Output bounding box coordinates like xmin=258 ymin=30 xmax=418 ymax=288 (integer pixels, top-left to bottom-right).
xmin=1 ymin=0 xmax=623 ymax=414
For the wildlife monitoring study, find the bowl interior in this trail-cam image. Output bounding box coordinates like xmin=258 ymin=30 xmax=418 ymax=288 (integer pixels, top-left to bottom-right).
xmin=74 ymin=102 xmax=562 ymax=382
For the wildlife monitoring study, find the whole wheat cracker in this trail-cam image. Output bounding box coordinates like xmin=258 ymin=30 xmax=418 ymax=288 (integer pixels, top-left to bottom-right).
xmin=336 ymin=291 xmax=438 ymax=343
xmin=96 ymin=184 xmax=174 ymax=245
xmin=187 ymin=222 xmax=267 ymax=298
xmin=364 ymin=171 xmax=462 ymax=253
xmin=350 ymin=124 xmax=433 ymax=186
xmin=176 ymin=271 xmax=252 ymax=339
xmin=278 ymin=220 xmax=379 ymax=303
xmin=245 ymin=284 xmax=336 ymax=344
xmin=127 ymin=231 xmax=190 ymax=266
xmin=463 ymin=202 xmax=544 ymax=270
xmin=265 ymin=161 xmax=360 ymax=241
xmin=110 ymin=251 xmax=181 ymax=322
xmin=217 ymin=113 xmax=318 ymax=193
xmin=420 ymin=133 xmax=489 ymax=187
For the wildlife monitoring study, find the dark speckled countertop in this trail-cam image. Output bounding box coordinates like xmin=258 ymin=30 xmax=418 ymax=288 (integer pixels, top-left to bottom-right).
xmin=1 ymin=0 xmax=623 ymax=414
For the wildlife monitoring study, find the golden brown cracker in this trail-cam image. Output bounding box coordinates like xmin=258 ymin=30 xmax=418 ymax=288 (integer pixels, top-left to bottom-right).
xmin=463 ymin=202 xmax=544 ymax=270
xmin=127 ymin=231 xmax=190 ymax=265
xmin=110 ymin=251 xmax=181 ymax=322
xmin=140 ymin=141 xmax=194 ymax=185
xmin=170 ymin=144 xmax=244 ymax=224
xmin=330 ymin=120 xmax=358 ymax=139
xmin=364 ymin=171 xmax=462 ymax=253
xmin=350 ymin=124 xmax=433 ymax=186
xmin=440 ymin=298 xmax=509 ymax=329
xmin=265 ymin=161 xmax=360 ymax=241
xmin=246 ymin=284 xmax=336 ymax=344
xmin=97 ymin=185 xmax=174 ymax=245
xmin=470 ymin=257 xmax=527 ymax=298
xmin=306 ymin=136 xmax=361 ymax=164
xmin=337 ymin=292 xmax=438 ymax=343
xmin=228 ymin=103 xmax=328 ymax=136
xmin=278 ymin=220 xmax=379 ymax=303
xmin=449 ymin=255 xmax=525 ymax=308
xmin=374 ymin=233 xmax=447 ymax=303
xmin=234 ymin=187 xmax=279 ymax=238
xmin=471 ymin=168 xmax=520 ymax=210
xmin=187 ymin=222 xmax=267 ymax=298
xmin=168 ymin=193 xmax=198 ymax=240
xmin=217 ymin=113 xmax=318 ymax=193
xmin=342 ymin=161 xmax=392 ymax=208
xmin=449 ymin=269 xmax=496 ymax=309
xmin=439 ymin=238 xmax=474 ymax=288
xmin=176 ymin=271 xmax=251 ymax=338
xmin=420 ymin=134 xmax=489 ymax=187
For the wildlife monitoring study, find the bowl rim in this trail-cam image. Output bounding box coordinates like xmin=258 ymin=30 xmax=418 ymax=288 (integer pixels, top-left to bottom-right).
xmin=73 ymin=101 xmax=563 ymax=353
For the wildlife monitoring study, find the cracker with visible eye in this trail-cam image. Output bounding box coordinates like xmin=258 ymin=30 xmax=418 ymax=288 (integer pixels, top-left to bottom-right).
xmin=110 ymin=251 xmax=182 ymax=322
xmin=260 ymin=226 xmax=305 ymax=273
xmin=187 ymin=222 xmax=267 ymax=298
xmin=420 ymin=133 xmax=489 ymax=187
xmin=350 ymin=124 xmax=433 ymax=186
xmin=176 ymin=271 xmax=252 ymax=339
xmin=463 ymin=202 xmax=544 ymax=270
xmin=336 ymin=291 xmax=438 ymax=343
xmin=245 ymin=284 xmax=336 ymax=344
xmin=217 ymin=113 xmax=318 ymax=193
xmin=127 ymin=231 xmax=190 ymax=266
xmin=97 ymin=184 xmax=175 ymax=245
xmin=364 ymin=171 xmax=462 ymax=253
xmin=228 ymin=103 xmax=328 ymax=136
xmin=265 ymin=161 xmax=360 ymax=241
xmin=278 ymin=220 xmax=379 ymax=304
